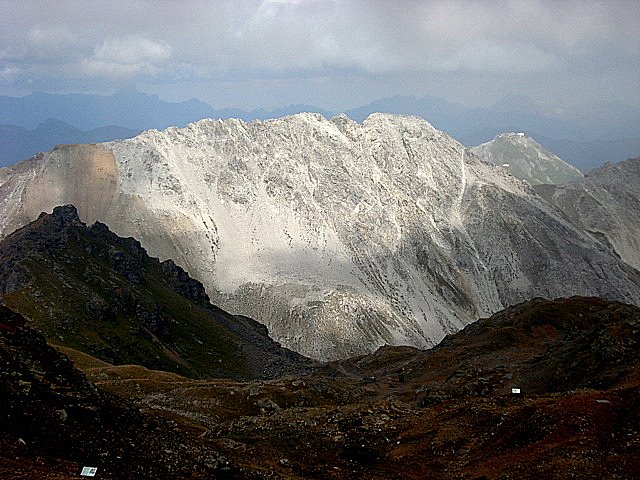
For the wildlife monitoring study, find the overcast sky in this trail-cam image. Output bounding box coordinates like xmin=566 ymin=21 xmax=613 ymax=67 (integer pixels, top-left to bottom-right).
xmin=1 ymin=0 xmax=639 ymax=110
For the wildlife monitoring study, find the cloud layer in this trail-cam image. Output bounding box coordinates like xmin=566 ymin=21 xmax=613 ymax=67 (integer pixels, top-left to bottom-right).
xmin=1 ymin=0 xmax=638 ymax=108
xmin=84 ymin=36 xmax=172 ymax=77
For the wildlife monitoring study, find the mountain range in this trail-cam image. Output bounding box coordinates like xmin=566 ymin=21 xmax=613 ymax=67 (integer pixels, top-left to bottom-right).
xmin=1 ymin=100 xmax=639 ymax=478
xmin=1 ymin=113 xmax=639 ymax=361
xmin=0 ymin=119 xmax=140 ymax=166
xmin=1 ymin=91 xmax=638 ymax=170
xmin=346 ymin=94 xmax=640 ymax=171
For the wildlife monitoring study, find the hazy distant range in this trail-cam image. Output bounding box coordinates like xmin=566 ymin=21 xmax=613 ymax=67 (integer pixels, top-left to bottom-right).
xmin=1 ymin=90 xmax=639 ymax=170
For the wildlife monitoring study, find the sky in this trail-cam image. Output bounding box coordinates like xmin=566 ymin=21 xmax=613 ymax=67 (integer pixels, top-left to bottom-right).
xmin=1 ymin=0 xmax=639 ymax=111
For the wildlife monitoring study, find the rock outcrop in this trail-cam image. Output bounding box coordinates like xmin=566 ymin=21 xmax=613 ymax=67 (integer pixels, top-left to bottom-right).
xmin=0 ymin=205 xmax=310 ymax=379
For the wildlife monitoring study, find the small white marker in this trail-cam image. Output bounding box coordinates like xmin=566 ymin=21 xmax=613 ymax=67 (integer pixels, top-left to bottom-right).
xmin=81 ymin=466 xmax=98 ymax=477
xmin=511 ymin=388 xmax=521 ymax=394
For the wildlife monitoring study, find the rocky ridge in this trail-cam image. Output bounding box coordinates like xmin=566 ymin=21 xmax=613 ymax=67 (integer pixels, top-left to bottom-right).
xmin=0 ymin=205 xmax=310 ymax=379
xmin=535 ymin=157 xmax=640 ymax=272
xmin=1 ymin=114 xmax=639 ymax=360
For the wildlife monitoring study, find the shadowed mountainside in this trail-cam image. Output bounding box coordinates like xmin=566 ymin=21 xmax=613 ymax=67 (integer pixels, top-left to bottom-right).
xmin=0 ymin=305 xmax=250 ymax=479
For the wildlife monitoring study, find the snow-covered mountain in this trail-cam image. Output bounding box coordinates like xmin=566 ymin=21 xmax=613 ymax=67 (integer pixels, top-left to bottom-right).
xmin=1 ymin=113 xmax=638 ymax=360
xmin=471 ymin=133 xmax=584 ymax=185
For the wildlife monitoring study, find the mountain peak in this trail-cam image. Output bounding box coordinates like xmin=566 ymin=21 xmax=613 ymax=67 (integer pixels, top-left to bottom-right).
xmin=51 ymin=203 xmax=81 ymax=221
xmin=35 ymin=204 xmax=84 ymax=229
xmin=496 ymin=131 xmax=528 ymax=140
xmin=471 ymin=132 xmax=584 ymax=185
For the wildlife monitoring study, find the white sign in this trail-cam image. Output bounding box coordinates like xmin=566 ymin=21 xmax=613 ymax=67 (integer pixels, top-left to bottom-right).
xmin=81 ymin=467 xmax=98 ymax=477
xmin=511 ymin=388 xmax=521 ymax=394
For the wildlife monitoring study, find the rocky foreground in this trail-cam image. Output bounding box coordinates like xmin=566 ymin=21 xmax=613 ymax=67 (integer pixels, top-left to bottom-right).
xmin=2 ymin=296 xmax=638 ymax=479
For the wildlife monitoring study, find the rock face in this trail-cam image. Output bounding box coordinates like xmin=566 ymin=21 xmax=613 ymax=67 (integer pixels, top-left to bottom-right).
xmin=471 ymin=132 xmax=584 ymax=185
xmin=0 ymin=205 xmax=310 ymax=379
xmin=1 ymin=114 xmax=639 ymax=360
xmin=535 ymin=157 xmax=640 ymax=272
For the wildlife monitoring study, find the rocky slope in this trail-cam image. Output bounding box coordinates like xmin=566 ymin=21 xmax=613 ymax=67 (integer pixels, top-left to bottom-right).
xmin=1 ymin=114 xmax=639 ymax=360
xmin=66 ymin=297 xmax=640 ymax=479
xmin=0 ymin=205 xmax=310 ymax=379
xmin=535 ymin=157 xmax=640 ymax=272
xmin=471 ymin=132 xmax=584 ymax=185
xmin=0 ymin=304 xmax=248 ymax=479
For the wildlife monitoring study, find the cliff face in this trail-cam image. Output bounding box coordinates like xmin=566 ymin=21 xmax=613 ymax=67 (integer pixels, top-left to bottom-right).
xmin=1 ymin=114 xmax=639 ymax=360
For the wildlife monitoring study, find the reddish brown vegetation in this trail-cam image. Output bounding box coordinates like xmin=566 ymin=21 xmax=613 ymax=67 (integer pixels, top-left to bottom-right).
xmin=2 ymin=297 xmax=639 ymax=479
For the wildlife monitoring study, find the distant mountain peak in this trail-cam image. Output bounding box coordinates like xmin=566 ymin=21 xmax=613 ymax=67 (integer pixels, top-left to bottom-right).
xmin=471 ymin=132 xmax=584 ymax=185
xmin=497 ymin=131 xmax=527 ymax=139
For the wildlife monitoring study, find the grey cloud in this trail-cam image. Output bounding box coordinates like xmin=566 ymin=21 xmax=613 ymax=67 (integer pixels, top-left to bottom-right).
xmin=0 ymin=0 xmax=638 ymax=108
xmin=83 ymin=36 xmax=173 ymax=78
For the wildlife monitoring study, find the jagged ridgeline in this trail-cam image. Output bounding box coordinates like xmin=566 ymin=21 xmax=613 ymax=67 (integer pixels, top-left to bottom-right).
xmin=0 ymin=205 xmax=310 ymax=379
xmin=1 ymin=113 xmax=639 ymax=360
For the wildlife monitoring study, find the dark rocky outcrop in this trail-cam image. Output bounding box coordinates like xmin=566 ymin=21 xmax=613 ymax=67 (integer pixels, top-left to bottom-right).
xmin=0 ymin=205 xmax=312 ymax=380
xmin=160 ymin=258 xmax=210 ymax=306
